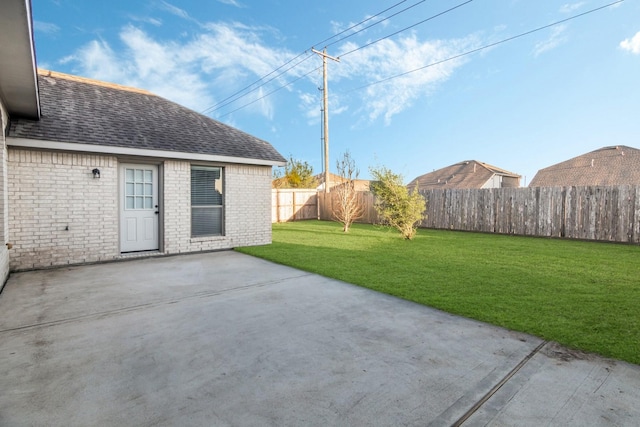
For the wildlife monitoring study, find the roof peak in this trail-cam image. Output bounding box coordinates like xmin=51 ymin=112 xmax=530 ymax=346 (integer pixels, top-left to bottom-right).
xmin=593 ymin=145 xmax=640 ymax=153
xmin=455 ymin=160 xmax=520 ymax=176
xmin=37 ymin=69 xmax=154 ymax=96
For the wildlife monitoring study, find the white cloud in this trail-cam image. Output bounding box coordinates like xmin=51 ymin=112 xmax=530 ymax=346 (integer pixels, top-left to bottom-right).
xmin=60 ymin=19 xmax=480 ymax=126
xmin=195 ymin=23 xmax=284 ymax=75
xmin=533 ymin=24 xmax=568 ymax=57
xmin=127 ymin=15 xmax=163 ymax=26
xmin=254 ymin=87 xmax=274 ymax=120
xmin=60 ymin=27 xmax=213 ymax=112
xmin=218 ymin=0 xmax=244 ymax=7
xmin=62 ymin=39 xmax=129 ymax=83
xmin=159 ymin=1 xmax=190 ymax=20
xmin=620 ymin=31 xmax=640 ymax=54
xmin=559 ymin=2 xmax=585 ymax=14
xmin=324 ymin=33 xmax=480 ymax=124
xmin=59 ymin=22 xmax=296 ymax=117
xmin=34 ymin=21 xmax=60 ymax=34
xmin=186 ymin=23 xmax=300 ymax=117
xmin=298 ymin=92 xmax=320 ymax=124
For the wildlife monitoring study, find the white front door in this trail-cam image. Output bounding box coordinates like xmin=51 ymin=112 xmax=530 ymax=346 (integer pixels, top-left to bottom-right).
xmin=120 ymin=164 xmax=159 ymax=252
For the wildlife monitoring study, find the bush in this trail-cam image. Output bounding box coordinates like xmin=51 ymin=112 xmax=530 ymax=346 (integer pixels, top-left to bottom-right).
xmin=370 ymin=166 xmax=426 ymax=239
xmin=273 ymin=156 xmax=317 ymax=188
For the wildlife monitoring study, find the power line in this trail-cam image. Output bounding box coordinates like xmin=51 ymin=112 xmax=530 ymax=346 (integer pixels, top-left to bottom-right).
xmin=201 ymin=51 xmax=311 ymax=114
xmin=208 ymin=0 xmax=623 ymax=118
xmin=205 ymin=53 xmax=314 ymax=114
xmin=316 ymin=0 xmax=412 ymax=48
xmin=223 ymin=0 xmax=457 ymax=117
xmin=345 ymin=0 xmax=625 ymax=93
xmin=202 ymin=0 xmax=423 ymax=116
xmin=340 ymin=0 xmax=474 ymax=58
xmin=325 ymin=0 xmax=429 ymax=49
xmin=211 ymin=0 xmax=458 ymax=117
xmin=219 ymin=65 xmax=322 ymax=118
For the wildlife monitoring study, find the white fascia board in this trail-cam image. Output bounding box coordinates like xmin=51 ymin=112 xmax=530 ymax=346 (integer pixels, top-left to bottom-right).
xmin=25 ymin=1 xmax=41 ymax=118
xmin=7 ymin=137 xmax=287 ymax=167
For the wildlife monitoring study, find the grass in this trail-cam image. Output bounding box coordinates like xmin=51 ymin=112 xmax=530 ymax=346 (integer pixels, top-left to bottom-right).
xmin=237 ymin=220 xmax=640 ymax=365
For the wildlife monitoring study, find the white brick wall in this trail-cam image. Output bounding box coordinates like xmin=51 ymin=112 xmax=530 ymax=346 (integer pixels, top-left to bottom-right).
xmin=0 ymin=101 xmax=9 ymax=284
xmin=225 ymin=164 xmax=273 ymax=246
xmin=163 ymin=160 xmax=273 ymax=254
xmin=163 ymin=160 xmax=191 ymax=253
xmin=8 ymin=151 xmax=273 ymax=270
xmin=8 ymin=150 xmax=119 ymax=270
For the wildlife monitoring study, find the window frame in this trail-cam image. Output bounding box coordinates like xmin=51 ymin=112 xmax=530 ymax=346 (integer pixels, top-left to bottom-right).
xmin=190 ymin=165 xmax=225 ymax=238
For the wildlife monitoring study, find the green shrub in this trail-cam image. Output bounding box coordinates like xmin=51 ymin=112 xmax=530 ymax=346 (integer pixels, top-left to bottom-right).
xmin=369 ymin=166 xmax=426 ymax=239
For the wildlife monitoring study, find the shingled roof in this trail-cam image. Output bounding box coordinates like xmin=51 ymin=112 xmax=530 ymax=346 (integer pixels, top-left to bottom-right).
xmin=529 ymin=145 xmax=640 ymax=187
xmin=407 ymin=160 xmax=521 ymax=190
xmin=8 ymin=70 xmax=285 ymax=165
xmin=314 ymin=172 xmax=371 ymax=192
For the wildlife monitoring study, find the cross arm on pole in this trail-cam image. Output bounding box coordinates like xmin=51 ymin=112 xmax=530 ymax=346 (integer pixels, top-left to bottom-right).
xmin=311 ymin=48 xmax=340 ymax=63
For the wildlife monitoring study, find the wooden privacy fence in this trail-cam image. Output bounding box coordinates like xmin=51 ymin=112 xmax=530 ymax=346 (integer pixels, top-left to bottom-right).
xmin=421 ymin=185 xmax=640 ymax=243
xmin=317 ymin=191 xmax=380 ymax=224
xmin=274 ymin=185 xmax=640 ymax=243
xmin=272 ymin=189 xmax=318 ymax=222
xmin=272 ymin=190 xmax=376 ymax=223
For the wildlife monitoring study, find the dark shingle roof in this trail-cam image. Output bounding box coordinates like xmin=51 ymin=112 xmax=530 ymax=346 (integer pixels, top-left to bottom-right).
xmin=8 ymin=70 xmax=285 ymax=164
xmin=529 ymin=146 xmax=640 ymax=187
xmin=407 ymin=160 xmax=520 ymax=190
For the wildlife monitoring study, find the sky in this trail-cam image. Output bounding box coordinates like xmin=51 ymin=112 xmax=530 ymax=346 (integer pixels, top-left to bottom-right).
xmin=32 ymin=0 xmax=640 ymax=185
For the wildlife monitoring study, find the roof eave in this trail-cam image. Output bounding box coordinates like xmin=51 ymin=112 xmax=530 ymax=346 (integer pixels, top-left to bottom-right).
xmin=0 ymin=0 xmax=40 ymax=119
xmin=7 ymin=137 xmax=287 ymax=167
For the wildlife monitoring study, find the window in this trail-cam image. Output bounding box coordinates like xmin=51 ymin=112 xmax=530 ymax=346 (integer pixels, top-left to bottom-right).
xmin=125 ymin=168 xmax=154 ymax=210
xmin=191 ymin=166 xmax=224 ymax=237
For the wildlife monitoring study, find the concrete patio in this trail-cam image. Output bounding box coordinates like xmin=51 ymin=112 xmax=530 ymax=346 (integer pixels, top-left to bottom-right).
xmin=0 ymin=251 xmax=638 ymax=426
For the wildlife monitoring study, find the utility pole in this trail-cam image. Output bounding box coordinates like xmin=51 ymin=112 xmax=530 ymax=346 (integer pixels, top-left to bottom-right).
xmin=312 ymin=47 xmax=339 ymax=193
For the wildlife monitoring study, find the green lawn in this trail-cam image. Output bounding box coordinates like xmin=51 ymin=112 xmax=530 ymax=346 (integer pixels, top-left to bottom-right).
xmin=237 ymin=220 xmax=640 ymax=365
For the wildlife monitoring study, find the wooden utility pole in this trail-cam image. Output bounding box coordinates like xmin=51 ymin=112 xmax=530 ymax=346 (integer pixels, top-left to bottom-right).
xmin=312 ymin=47 xmax=339 ymax=193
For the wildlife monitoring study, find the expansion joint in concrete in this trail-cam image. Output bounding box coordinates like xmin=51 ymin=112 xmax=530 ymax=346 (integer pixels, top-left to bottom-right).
xmin=452 ymin=340 xmax=549 ymax=426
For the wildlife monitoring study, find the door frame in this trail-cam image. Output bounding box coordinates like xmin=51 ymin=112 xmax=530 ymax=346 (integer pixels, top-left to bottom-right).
xmin=118 ymin=162 xmax=163 ymax=253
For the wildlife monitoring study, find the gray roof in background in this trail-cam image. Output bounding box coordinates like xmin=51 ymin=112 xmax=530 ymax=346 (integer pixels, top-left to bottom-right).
xmin=407 ymin=160 xmax=521 ymax=190
xmin=8 ymin=70 xmax=285 ymax=164
xmin=529 ymin=145 xmax=640 ymax=187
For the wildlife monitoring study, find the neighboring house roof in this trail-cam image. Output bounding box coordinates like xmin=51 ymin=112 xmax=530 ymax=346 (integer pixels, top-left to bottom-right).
xmin=407 ymin=160 xmax=521 ymax=190
xmin=315 ymin=172 xmax=371 ymax=192
xmin=0 ymin=0 xmax=40 ymax=118
xmin=529 ymin=145 xmax=640 ymax=187
xmin=8 ymin=70 xmax=286 ymax=166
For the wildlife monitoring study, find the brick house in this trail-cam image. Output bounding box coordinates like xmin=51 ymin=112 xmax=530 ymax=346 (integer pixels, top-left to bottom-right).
xmin=0 ymin=0 xmax=285 ymax=277
xmin=529 ymin=145 xmax=640 ymax=187
xmin=407 ymin=160 xmax=521 ymax=191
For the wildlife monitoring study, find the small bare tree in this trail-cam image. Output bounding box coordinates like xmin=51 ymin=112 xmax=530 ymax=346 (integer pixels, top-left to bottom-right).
xmin=333 ymin=151 xmax=364 ymax=232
